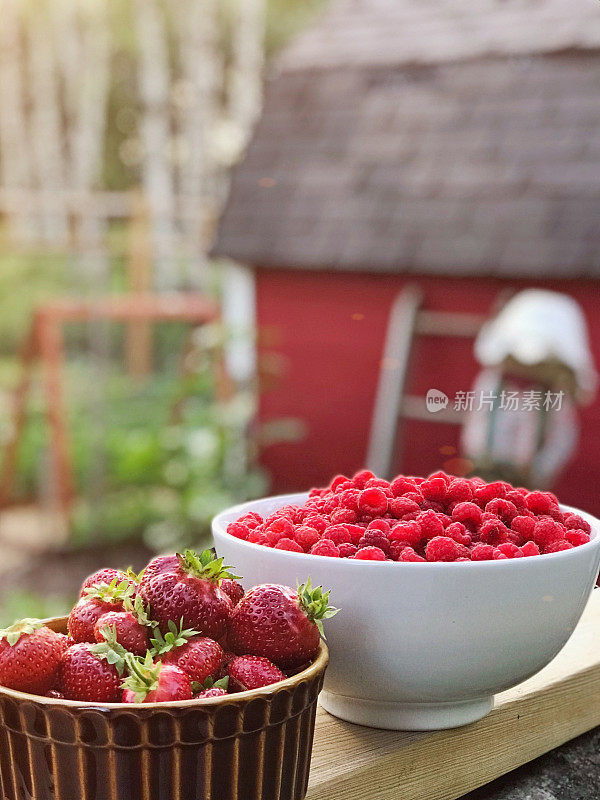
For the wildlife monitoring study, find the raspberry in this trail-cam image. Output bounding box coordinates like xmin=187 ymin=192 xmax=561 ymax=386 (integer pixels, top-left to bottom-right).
xmin=238 ymin=513 xmax=262 ymax=529
xmin=344 ymin=524 xmax=366 ymax=545
xmin=533 ymin=519 xmax=564 ymax=549
xmin=390 ymin=476 xmax=417 ymax=497
xmin=456 ymin=557 xmax=471 ymax=562
xmin=470 ymin=543 xmax=495 ymax=561
xmin=495 ymin=542 xmax=523 ymax=559
xmin=452 ymin=502 xmax=483 ymax=528
xmin=339 ymin=489 xmax=360 ymax=510
xmin=366 ymin=518 xmax=391 ymax=534
xmin=479 ymin=518 xmax=509 ymax=545
xmin=247 ymin=530 xmax=268 ymax=545
xmin=520 ymin=541 xmax=541 ymax=557
xmin=389 ymin=497 xmax=420 ymax=518
xmin=294 ymin=526 xmax=320 ymax=551
xmin=338 ymin=543 xmax=358 ymax=558
xmin=485 ymin=499 xmax=518 ymax=523
xmin=511 ymin=515 xmax=536 ymax=540
xmin=351 ymin=546 xmax=386 ymax=561
xmin=425 ymin=536 xmax=462 ymax=562
xmin=322 ymin=494 xmax=340 ymax=513
xmin=474 ymin=481 xmax=508 ymax=506
xmin=525 ymin=491 xmax=558 ymax=515
xmin=445 ymin=522 xmax=472 ymax=546
xmin=324 ymin=525 xmax=352 ymax=546
xmin=417 ymin=510 xmax=445 ymax=540
xmin=397 ymin=547 xmax=426 ymax=562
xmin=564 ymin=514 xmax=591 ymax=534
xmin=421 ymin=500 xmax=445 ymax=513
xmin=358 ymin=487 xmax=389 ymax=516
xmin=544 ymin=540 xmax=574 ymax=553
xmin=421 ymin=477 xmax=447 ymax=503
xmin=358 ymin=530 xmax=391 ymax=556
xmin=389 ymin=521 xmax=422 ymax=547
xmin=438 ymin=514 xmax=453 ymax=528
xmin=227 ymin=522 xmax=250 ymax=540
xmin=565 ymin=529 xmax=591 ymax=547
xmin=446 ymin=478 xmax=474 ymax=504
xmin=266 ymin=516 xmax=294 ymax=538
xmin=330 ymin=474 xmax=350 ymax=492
xmin=329 ymin=507 xmax=359 ymax=524
xmin=275 ymin=538 xmax=303 ymax=553
xmin=506 ymin=490 xmax=527 ymax=512
xmin=364 ymin=478 xmax=392 ymax=492
xmin=403 ymin=491 xmax=425 ymax=504
xmin=352 ymin=470 xmax=375 ymax=489
xmin=310 ymin=539 xmax=340 ymax=558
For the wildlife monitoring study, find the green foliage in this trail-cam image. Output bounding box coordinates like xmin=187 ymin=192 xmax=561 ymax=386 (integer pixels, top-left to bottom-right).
xmin=0 ymin=592 xmax=71 ymax=629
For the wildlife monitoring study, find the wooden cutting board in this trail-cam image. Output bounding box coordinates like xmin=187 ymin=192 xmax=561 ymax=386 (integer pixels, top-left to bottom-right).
xmin=306 ymin=588 xmax=600 ymax=800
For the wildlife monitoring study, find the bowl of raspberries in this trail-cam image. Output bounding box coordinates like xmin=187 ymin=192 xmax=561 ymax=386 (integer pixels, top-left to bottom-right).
xmin=0 ymin=550 xmax=335 ymax=800
xmin=213 ymin=470 xmax=600 ymax=731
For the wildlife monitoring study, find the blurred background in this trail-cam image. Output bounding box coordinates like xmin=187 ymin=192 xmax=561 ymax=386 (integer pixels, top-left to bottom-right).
xmin=0 ymin=0 xmax=599 ymax=622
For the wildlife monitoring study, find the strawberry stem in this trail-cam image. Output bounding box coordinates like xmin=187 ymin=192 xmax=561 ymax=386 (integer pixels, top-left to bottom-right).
xmin=297 ymin=578 xmax=340 ymax=639
xmin=150 ymin=619 xmax=199 ymax=656
xmin=0 ymin=618 xmax=44 ymax=646
xmin=176 ymin=548 xmax=240 ymax=584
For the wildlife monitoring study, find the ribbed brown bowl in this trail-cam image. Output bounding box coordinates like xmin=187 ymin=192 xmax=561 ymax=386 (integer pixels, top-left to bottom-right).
xmin=0 ymin=617 xmax=328 ymax=800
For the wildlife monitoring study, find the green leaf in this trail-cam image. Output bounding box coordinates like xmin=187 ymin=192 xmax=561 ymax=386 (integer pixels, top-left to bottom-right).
xmin=149 ymin=618 xmax=199 ymax=656
xmin=90 ymin=625 xmax=130 ymax=677
xmin=176 ymin=548 xmax=241 ymax=583
xmin=121 ymin=652 xmax=162 ymax=701
xmin=123 ymin=593 xmax=157 ymax=629
xmin=0 ymin=618 xmax=45 ymax=646
xmin=296 ymin=578 xmax=340 ymax=640
xmin=83 ymin=577 xmax=135 ymax=605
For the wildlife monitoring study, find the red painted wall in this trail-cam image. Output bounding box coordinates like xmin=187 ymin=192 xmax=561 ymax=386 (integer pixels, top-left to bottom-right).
xmin=255 ymin=268 xmax=600 ymax=515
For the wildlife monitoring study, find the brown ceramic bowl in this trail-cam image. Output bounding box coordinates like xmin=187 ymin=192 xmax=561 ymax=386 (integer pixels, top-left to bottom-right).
xmin=0 ymin=617 xmax=328 ymax=800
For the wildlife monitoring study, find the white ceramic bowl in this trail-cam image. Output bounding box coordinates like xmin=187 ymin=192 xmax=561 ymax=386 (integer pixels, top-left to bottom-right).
xmin=213 ymin=494 xmax=600 ymax=730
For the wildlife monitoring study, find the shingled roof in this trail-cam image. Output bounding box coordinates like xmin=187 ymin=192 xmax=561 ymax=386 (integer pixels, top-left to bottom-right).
xmin=212 ymin=0 xmax=600 ymax=277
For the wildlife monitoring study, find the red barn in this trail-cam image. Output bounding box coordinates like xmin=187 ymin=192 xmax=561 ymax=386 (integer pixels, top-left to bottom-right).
xmin=213 ymin=0 xmax=600 ymax=514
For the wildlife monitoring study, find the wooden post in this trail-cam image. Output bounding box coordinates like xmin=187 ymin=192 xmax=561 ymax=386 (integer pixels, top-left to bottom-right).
xmin=125 ymin=191 xmax=153 ymax=378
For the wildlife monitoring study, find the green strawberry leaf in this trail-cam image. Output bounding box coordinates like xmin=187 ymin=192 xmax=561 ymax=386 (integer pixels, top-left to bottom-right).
xmin=177 ymin=548 xmax=241 ymax=584
xmin=83 ymin=577 xmax=135 ymax=605
xmin=297 ymin=578 xmax=340 ymax=640
xmin=90 ymin=624 xmax=130 ymax=676
xmin=0 ymin=618 xmax=44 ymax=647
xmin=191 ymin=675 xmax=229 ymax=694
xmin=121 ymin=652 xmax=161 ymax=702
xmin=149 ymin=619 xmax=199 ymax=656
xmin=123 ymin=593 xmax=157 ymax=629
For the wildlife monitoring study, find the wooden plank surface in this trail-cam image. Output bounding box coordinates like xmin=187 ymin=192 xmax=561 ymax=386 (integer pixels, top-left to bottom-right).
xmin=306 ymin=589 xmax=600 ymax=800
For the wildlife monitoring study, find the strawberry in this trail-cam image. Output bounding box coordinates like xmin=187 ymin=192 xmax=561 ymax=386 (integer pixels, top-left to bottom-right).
xmin=93 ymin=594 xmax=155 ymax=656
xmin=138 ymin=549 xmax=236 ymax=640
xmin=79 ymin=568 xmax=137 ymax=598
xmin=138 ymin=555 xmax=179 ymax=589
xmin=192 ymin=676 xmax=229 ymax=699
xmin=220 ymin=579 xmax=244 ymax=606
xmin=121 ymin=653 xmax=192 ymax=703
xmin=228 ymin=579 xmax=338 ymax=669
xmin=196 ymin=686 xmax=228 ymax=699
xmin=59 ymin=640 xmax=127 ymax=702
xmin=0 ymin=619 xmax=68 ymax=694
xmin=228 ymin=656 xmax=286 ymax=692
xmin=69 ymin=577 xmax=134 ymax=643
xmin=150 ymin=621 xmax=223 ymax=684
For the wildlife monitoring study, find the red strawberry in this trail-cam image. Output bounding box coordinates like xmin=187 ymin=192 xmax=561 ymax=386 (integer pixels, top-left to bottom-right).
xmin=122 ymin=654 xmax=192 ymax=703
xmin=196 ymin=686 xmax=228 ymax=699
xmin=192 ymin=675 xmax=229 ymax=698
xmin=59 ymin=642 xmax=126 ymax=702
xmin=46 ymin=689 xmax=66 ymax=700
xmin=151 ymin=622 xmax=223 ymax=684
xmin=216 ymin=650 xmax=236 ymax=680
xmin=139 ymin=555 xmax=179 ymax=589
xmin=228 ymin=579 xmax=338 ymax=669
xmin=220 ymin=579 xmax=244 ymax=606
xmin=138 ymin=549 xmax=236 ymax=640
xmin=93 ymin=594 xmax=155 ymax=656
xmin=0 ymin=619 xmax=68 ymax=694
xmin=69 ymin=578 xmax=134 ymax=643
xmin=79 ymin=568 xmax=136 ymax=598
xmin=228 ymin=656 xmax=286 ymax=692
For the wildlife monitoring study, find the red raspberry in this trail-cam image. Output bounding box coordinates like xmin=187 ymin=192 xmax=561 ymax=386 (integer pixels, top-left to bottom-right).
xmin=520 ymin=541 xmax=541 ymax=557
xmin=266 ymin=516 xmax=294 ymax=538
xmin=564 ymin=514 xmax=592 ymax=535
xmin=416 ymin=510 xmax=444 ymax=540
xmin=329 ymin=507 xmax=359 ymax=524
xmin=511 ymin=515 xmax=536 ymax=541
xmin=344 ymin=524 xmax=366 ymax=545
xmin=351 ymin=546 xmax=386 ymax=561
xmin=452 ymin=502 xmax=483 ymax=528
xmin=506 ymin=490 xmax=527 ymax=512
xmin=446 ymin=478 xmax=474 ymax=504
xmin=445 ymin=522 xmax=471 ymax=546
xmin=390 ymin=497 xmax=420 ymax=518
xmin=304 ymin=514 xmax=328 ymax=533
xmin=402 ymin=511 xmax=420 ymax=522
xmin=425 ymin=536 xmax=462 ymax=562
xmin=525 ymin=491 xmax=559 ymax=515
xmin=330 ymin=474 xmax=350 ymax=492
xmin=390 ymin=476 xmax=417 ymax=497
xmin=322 ymin=495 xmax=341 ymax=513
xmin=275 ymin=538 xmax=303 ymax=553
xmin=495 ymin=543 xmax=523 ymax=559
xmin=456 ymin=557 xmax=471 ymax=562
xmin=366 ymin=519 xmax=391 ymax=534
xmin=389 ymin=521 xmax=422 ymax=547
xmin=247 ymin=530 xmax=268 ymax=545
xmin=352 ymin=470 xmax=375 ymax=489
xmin=364 ymin=478 xmax=392 ymax=493
xmin=428 ymin=471 xmax=451 ymax=484
xmin=403 ymin=491 xmax=425 ymax=504
xmin=294 ymin=526 xmax=320 ymax=551
xmin=565 ymin=529 xmax=591 ymax=547
xmin=310 ymin=539 xmax=340 ymax=558
xmin=474 ymin=481 xmax=508 ymax=506
xmin=358 ymin=530 xmax=391 ymax=556
xmin=397 ymin=547 xmax=426 ymax=562
xmin=470 ymin=543 xmax=495 ymax=561
xmin=338 ymin=543 xmax=358 ymax=558
xmin=544 ymin=540 xmax=574 ymax=553
xmin=533 ymin=519 xmax=564 ymax=549
xmin=358 ymin=487 xmax=389 ymax=516
xmin=479 ymin=518 xmax=509 ymax=545
xmin=485 ymin=499 xmax=518 ymax=524
xmin=421 ymin=477 xmax=447 ymax=503
xmin=438 ymin=514 xmax=453 ymax=528
xmin=339 ymin=489 xmax=360 ymax=510
xmin=227 ymin=522 xmax=250 ymax=540
xmin=421 ymin=500 xmax=446 ymax=513
xmin=324 ymin=525 xmax=352 ymax=545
